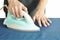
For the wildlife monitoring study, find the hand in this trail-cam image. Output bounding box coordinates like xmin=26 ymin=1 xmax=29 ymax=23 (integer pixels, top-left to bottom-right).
xmin=33 ymin=10 xmax=52 ymax=27
xmin=8 ymin=0 xmax=28 ymax=18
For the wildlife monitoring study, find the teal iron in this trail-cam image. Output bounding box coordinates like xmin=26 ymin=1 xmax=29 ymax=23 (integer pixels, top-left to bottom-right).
xmin=0 ymin=5 xmax=40 ymax=31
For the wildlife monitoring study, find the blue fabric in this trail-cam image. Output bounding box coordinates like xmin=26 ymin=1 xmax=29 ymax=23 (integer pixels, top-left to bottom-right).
xmin=0 ymin=18 xmax=60 ymax=40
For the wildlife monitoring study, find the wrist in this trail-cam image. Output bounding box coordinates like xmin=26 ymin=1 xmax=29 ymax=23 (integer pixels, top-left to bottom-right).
xmin=36 ymin=8 xmax=44 ymax=13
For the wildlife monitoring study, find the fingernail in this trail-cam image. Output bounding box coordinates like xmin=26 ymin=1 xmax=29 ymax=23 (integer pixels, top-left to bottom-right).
xmin=48 ymin=23 xmax=50 ymax=26
xmin=40 ymin=25 xmax=42 ymax=27
xmin=45 ymin=25 xmax=47 ymax=27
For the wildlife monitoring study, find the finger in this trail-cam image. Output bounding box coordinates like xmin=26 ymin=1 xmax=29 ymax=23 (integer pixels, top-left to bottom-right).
xmin=42 ymin=18 xmax=47 ymax=27
xmin=38 ymin=19 xmax=42 ymax=27
xmin=45 ymin=20 xmax=50 ymax=26
xmin=9 ymin=7 xmax=15 ymax=16
xmin=8 ymin=6 xmax=12 ymax=13
xmin=11 ymin=7 xmax=15 ymax=16
xmin=15 ymin=6 xmax=19 ymax=18
xmin=33 ymin=16 xmax=36 ymax=22
xmin=44 ymin=18 xmax=50 ymax=26
xmin=47 ymin=18 xmax=52 ymax=23
xmin=45 ymin=21 xmax=50 ymax=26
xmin=18 ymin=7 xmax=23 ymax=17
xmin=22 ymin=6 xmax=28 ymax=13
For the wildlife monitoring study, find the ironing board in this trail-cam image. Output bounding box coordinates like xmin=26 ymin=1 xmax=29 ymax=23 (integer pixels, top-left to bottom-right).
xmin=0 ymin=18 xmax=60 ymax=40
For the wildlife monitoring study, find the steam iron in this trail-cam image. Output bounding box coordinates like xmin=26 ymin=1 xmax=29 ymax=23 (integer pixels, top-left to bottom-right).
xmin=0 ymin=5 xmax=40 ymax=31
xmin=3 ymin=11 xmax=40 ymax=31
